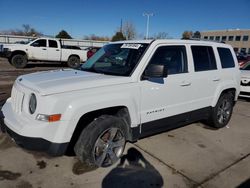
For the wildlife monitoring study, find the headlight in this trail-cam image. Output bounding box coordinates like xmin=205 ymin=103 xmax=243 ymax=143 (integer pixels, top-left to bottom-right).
xmin=29 ymin=93 xmax=37 ymax=114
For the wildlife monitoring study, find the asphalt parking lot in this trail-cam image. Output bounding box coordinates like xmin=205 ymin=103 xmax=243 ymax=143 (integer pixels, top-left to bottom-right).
xmin=0 ymin=58 xmax=250 ymax=188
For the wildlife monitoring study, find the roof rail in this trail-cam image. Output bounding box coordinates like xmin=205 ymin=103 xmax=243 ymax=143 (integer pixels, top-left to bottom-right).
xmin=182 ymin=38 xmax=225 ymax=44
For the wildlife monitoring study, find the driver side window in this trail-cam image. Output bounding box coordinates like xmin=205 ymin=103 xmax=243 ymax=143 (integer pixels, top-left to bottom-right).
xmin=148 ymin=46 xmax=188 ymax=75
xmin=31 ymin=39 xmax=47 ymax=47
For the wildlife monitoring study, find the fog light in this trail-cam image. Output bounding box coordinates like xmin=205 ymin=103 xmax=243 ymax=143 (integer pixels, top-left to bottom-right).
xmin=36 ymin=114 xmax=61 ymax=122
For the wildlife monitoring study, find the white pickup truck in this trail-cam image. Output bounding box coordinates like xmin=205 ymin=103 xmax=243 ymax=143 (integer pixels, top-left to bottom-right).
xmin=0 ymin=38 xmax=87 ymax=68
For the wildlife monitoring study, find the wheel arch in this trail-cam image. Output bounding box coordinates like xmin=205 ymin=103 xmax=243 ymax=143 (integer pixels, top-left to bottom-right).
xmin=212 ymin=87 xmax=236 ymax=107
xmin=65 ymin=106 xmax=132 ymax=155
xmin=68 ymin=54 xmax=80 ymax=61
xmin=10 ymin=50 xmax=27 ymax=59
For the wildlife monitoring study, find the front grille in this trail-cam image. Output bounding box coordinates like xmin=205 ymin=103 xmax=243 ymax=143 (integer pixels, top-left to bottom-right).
xmin=11 ymin=85 xmax=24 ymax=114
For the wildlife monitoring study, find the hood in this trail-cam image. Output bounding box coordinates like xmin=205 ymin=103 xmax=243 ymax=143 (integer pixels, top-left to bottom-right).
xmin=241 ymin=70 xmax=250 ymax=79
xmin=2 ymin=43 xmax=27 ymax=49
xmin=16 ymin=69 xmax=132 ymax=95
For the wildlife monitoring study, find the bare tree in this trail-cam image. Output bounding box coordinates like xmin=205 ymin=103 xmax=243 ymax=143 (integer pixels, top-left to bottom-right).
xmin=154 ymin=32 xmax=170 ymax=39
xmin=0 ymin=24 xmax=42 ymax=36
xmin=182 ymin=31 xmax=193 ymax=39
xmin=122 ymin=21 xmax=136 ymax=40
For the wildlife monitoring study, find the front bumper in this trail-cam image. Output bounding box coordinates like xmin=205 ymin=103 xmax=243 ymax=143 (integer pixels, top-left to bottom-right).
xmin=0 ymin=103 xmax=68 ymax=156
xmin=239 ymin=81 xmax=250 ymax=98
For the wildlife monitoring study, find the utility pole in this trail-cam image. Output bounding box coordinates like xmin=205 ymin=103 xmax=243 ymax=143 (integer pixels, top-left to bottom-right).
xmin=143 ymin=12 xmax=154 ymax=39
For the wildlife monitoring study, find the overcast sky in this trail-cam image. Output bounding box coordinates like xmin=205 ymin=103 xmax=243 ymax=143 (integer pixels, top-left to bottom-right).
xmin=0 ymin=0 xmax=249 ymax=39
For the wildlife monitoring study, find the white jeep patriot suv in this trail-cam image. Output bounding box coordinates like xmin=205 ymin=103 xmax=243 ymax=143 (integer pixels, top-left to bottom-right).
xmin=0 ymin=39 xmax=240 ymax=167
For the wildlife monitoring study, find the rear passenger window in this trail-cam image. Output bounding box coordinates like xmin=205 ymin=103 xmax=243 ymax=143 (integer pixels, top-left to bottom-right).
xmin=191 ymin=46 xmax=217 ymax=72
xmin=217 ymin=48 xmax=235 ymax=68
xmin=148 ymin=46 xmax=188 ymax=75
xmin=49 ymin=40 xmax=58 ymax=48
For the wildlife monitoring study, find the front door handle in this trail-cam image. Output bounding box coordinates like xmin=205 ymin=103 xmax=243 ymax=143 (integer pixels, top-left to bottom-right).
xmin=42 ymin=48 xmax=47 ymax=50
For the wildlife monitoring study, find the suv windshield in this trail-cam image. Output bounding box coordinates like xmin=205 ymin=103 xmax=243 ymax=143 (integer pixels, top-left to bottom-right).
xmin=81 ymin=43 xmax=149 ymax=76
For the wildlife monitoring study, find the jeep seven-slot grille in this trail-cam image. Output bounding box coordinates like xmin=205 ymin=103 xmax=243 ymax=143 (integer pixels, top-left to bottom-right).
xmin=11 ymin=85 xmax=24 ymax=114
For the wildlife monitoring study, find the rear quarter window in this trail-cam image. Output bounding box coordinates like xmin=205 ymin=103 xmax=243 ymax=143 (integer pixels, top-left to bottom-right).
xmin=217 ymin=47 xmax=235 ymax=68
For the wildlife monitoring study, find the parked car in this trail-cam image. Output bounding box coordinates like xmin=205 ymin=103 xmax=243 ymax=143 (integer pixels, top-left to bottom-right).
xmin=0 ymin=39 xmax=240 ymax=168
xmin=86 ymin=47 xmax=101 ymax=59
xmin=237 ymin=52 xmax=250 ymax=68
xmin=0 ymin=38 xmax=87 ymax=68
xmin=239 ymin=62 xmax=250 ymax=98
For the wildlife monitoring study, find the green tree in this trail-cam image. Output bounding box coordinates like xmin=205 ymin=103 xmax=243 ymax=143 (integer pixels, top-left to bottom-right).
xmin=193 ymin=31 xmax=201 ymax=39
xmin=111 ymin=31 xmax=126 ymax=41
xmin=55 ymin=30 xmax=72 ymax=39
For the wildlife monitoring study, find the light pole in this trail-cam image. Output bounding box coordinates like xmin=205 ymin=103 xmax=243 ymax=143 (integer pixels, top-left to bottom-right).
xmin=143 ymin=12 xmax=154 ymax=39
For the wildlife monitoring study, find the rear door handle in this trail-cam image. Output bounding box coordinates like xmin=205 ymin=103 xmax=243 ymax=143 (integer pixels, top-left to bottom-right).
xmin=56 ymin=49 xmax=60 ymax=51
xmin=42 ymin=48 xmax=47 ymax=50
xmin=180 ymin=81 xmax=191 ymax=86
xmin=212 ymin=78 xmax=220 ymax=82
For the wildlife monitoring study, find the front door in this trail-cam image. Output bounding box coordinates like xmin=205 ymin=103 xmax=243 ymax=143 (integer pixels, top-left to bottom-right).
xmin=29 ymin=39 xmax=48 ymax=60
xmin=140 ymin=45 xmax=194 ymax=135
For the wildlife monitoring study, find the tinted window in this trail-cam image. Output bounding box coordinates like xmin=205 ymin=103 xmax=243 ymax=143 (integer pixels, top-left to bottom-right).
xmin=243 ymin=36 xmax=249 ymax=41
xmin=148 ymin=46 xmax=188 ymax=75
xmin=228 ymin=36 xmax=234 ymax=41
xmin=217 ymin=48 xmax=235 ymax=68
xmin=215 ymin=36 xmax=220 ymax=41
xmin=209 ymin=36 xmax=214 ymax=40
xmin=222 ymin=36 xmax=227 ymax=41
xmin=49 ymin=40 xmax=58 ymax=48
xmin=191 ymin=46 xmax=217 ymax=72
xmin=31 ymin=39 xmax=46 ymax=47
xmin=235 ymin=36 xmax=241 ymax=41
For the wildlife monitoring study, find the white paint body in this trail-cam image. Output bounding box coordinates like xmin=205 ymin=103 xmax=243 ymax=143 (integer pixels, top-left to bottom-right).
xmin=2 ymin=40 xmax=241 ymax=144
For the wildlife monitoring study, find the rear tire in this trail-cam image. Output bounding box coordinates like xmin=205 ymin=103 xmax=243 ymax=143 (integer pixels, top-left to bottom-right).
xmin=74 ymin=115 xmax=126 ymax=168
xmin=11 ymin=54 xmax=27 ymax=68
xmin=67 ymin=56 xmax=80 ymax=69
xmin=206 ymin=93 xmax=234 ymax=128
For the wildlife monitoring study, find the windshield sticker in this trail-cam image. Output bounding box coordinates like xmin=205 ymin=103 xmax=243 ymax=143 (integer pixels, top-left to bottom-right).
xmin=121 ymin=43 xmax=141 ymax=49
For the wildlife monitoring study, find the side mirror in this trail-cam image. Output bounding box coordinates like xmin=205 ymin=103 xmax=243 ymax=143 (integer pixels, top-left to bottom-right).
xmin=31 ymin=42 xmax=39 ymax=47
xmin=143 ymin=64 xmax=168 ymax=79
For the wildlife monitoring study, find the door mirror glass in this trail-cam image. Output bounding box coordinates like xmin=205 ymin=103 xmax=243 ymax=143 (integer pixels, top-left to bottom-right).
xmin=144 ymin=64 xmax=168 ymax=79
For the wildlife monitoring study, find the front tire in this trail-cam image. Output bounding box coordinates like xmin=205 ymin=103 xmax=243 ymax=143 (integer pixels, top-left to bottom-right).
xmin=206 ymin=93 xmax=234 ymax=128
xmin=11 ymin=54 xmax=27 ymax=68
xmin=67 ymin=56 xmax=80 ymax=69
xmin=74 ymin=115 xmax=126 ymax=168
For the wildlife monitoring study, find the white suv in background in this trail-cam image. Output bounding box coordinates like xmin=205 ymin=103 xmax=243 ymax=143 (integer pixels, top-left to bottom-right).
xmin=240 ymin=62 xmax=250 ymax=98
xmin=0 ymin=39 xmax=240 ymax=168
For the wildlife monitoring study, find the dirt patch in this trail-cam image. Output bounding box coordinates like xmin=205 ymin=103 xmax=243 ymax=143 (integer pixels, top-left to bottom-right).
xmin=16 ymin=180 xmax=33 ymax=188
xmin=0 ymin=135 xmax=16 ymax=150
xmin=198 ymin=143 xmax=206 ymax=148
xmin=0 ymin=170 xmax=21 ymax=180
xmin=72 ymin=160 xmax=97 ymax=175
xmin=36 ymin=160 xmax=47 ymax=169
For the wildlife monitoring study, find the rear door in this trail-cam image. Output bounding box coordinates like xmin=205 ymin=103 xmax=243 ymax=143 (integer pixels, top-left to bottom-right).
xmin=47 ymin=40 xmax=61 ymax=61
xmin=189 ymin=45 xmax=220 ymax=109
